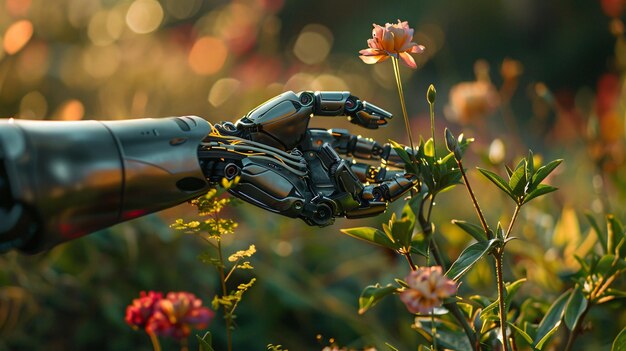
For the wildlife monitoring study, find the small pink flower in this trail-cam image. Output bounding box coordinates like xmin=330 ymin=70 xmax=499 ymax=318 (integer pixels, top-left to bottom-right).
xmin=359 ymin=20 xmax=425 ymax=69
xmin=146 ymin=292 xmax=214 ymax=340
xmin=125 ymin=291 xmax=163 ymax=329
xmin=399 ymin=266 xmax=457 ymax=315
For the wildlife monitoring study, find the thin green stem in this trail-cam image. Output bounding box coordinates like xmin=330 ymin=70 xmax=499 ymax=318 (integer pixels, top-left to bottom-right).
xmin=417 ymin=193 xmax=478 ymax=350
xmin=431 ymin=312 xmax=438 ymax=350
xmin=495 ymin=254 xmax=509 ymax=351
xmin=215 ymin=215 xmax=233 ymax=351
xmin=505 ymin=205 xmax=521 ymax=239
xmin=457 ymin=159 xmax=491 ymax=239
xmin=429 ymin=101 xmax=436 ymax=160
xmin=391 ymin=56 xmax=418 ymax=168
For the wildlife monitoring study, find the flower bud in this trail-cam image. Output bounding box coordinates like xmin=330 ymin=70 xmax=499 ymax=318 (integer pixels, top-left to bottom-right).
xmin=444 ymin=128 xmax=457 ymax=152
xmin=427 ymin=84 xmax=437 ymax=104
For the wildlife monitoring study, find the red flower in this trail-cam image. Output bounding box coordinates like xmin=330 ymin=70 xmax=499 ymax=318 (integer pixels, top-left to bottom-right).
xmin=359 ymin=20 xmax=425 ymax=69
xmin=126 ymin=291 xmax=213 ymax=340
xmin=125 ymin=291 xmax=163 ymax=329
xmin=146 ymin=292 xmax=214 ymax=340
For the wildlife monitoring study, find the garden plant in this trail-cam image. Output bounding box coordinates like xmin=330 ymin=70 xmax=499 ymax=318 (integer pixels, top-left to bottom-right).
xmin=1 ymin=2 xmax=626 ymax=351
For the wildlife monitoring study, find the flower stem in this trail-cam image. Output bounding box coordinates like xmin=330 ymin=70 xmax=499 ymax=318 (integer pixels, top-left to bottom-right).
xmin=404 ymin=251 xmax=417 ymax=271
xmin=495 ymin=253 xmax=509 ymax=351
xmin=418 ymin=216 xmax=478 ymax=350
xmin=457 ymin=159 xmax=491 ymax=239
xmin=428 ymin=95 xmax=436 ymax=160
xmin=391 ymin=56 xmax=418 ymax=167
xmin=431 ymin=311 xmax=438 ymax=350
xmin=505 ymin=205 xmax=521 ymax=239
xmin=149 ymin=332 xmax=162 ymax=351
xmin=215 ymin=215 xmax=233 ymax=351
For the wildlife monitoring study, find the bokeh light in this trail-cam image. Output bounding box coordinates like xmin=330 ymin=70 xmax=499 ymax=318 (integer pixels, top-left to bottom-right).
xmin=293 ymin=24 xmax=333 ymax=65
xmin=3 ymin=20 xmax=33 ymax=55
xmin=19 ymin=91 xmax=47 ymax=119
xmin=208 ymin=78 xmax=241 ymax=107
xmin=126 ymin=0 xmax=163 ymax=34
xmin=188 ymin=36 xmax=228 ymax=75
xmin=56 ymin=99 xmax=85 ymax=121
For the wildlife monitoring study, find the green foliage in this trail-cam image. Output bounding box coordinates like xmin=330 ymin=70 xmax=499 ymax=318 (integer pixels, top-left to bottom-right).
xmin=533 ymin=290 xmax=570 ymax=350
xmin=613 ymin=327 xmax=626 ymax=351
xmin=445 ymin=239 xmax=500 ymax=281
xmin=478 ymin=152 xmax=562 ymax=206
xmin=358 ymin=284 xmax=398 ymax=315
xmin=197 ymin=332 xmax=216 ymax=351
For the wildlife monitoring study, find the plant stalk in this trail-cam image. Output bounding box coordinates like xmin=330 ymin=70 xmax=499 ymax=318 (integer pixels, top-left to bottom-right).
xmin=216 ymin=234 xmax=233 ymax=351
xmin=495 ymin=253 xmax=509 ymax=351
xmin=418 ymin=195 xmax=478 ymax=350
xmin=457 ymin=159 xmax=491 ymax=238
xmin=149 ymin=332 xmax=162 ymax=351
xmin=391 ymin=56 xmax=418 ymax=168
xmin=403 ymin=250 xmax=417 ymax=271
xmin=563 ymin=304 xmax=590 ymax=351
xmin=505 ymin=205 xmax=521 ymax=239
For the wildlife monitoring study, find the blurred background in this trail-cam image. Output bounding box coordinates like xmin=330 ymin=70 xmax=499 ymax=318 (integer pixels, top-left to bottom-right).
xmin=1 ymin=0 xmax=626 ymax=349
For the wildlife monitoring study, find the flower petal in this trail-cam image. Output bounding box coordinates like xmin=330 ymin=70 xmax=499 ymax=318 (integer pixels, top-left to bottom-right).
xmin=359 ymin=48 xmax=382 ymax=56
xmin=380 ymin=29 xmax=395 ymax=53
xmin=366 ymin=38 xmax=381 ymax=50
xmin=398 ymin=52 xmax=417 ymax=69
xmin=372 ymin=23 xmax=384 ymax=39
xmin=410 ymin=44 xmax=425 ymax=54
xmin=359 ymin=54 xmax=389 ymax=64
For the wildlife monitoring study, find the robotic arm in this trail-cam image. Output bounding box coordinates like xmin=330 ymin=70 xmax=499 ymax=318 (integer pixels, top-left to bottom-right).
xmin=0 ymin=91 xmax=417 ymax=253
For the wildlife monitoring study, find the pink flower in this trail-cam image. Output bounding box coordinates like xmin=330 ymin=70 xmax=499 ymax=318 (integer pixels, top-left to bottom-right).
xmin=146 ymin=292 xmax=214 ymax=340
xmin=399 ymin=266 xmax=457 ymax=314
xmin=359 ymin=20 xmax=425 ymax=69
xmin=125 ymin=291 xmax=163 ymax=329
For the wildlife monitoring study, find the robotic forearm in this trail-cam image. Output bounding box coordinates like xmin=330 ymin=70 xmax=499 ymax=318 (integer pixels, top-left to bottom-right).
xmin=0 ymin=91 xmax=417 ymax=253
xmin=0 ymin=116 xmax=211 ymax=252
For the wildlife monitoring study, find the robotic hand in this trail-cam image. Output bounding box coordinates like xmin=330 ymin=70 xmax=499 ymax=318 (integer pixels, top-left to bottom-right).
xmin=0 ymin=91 xmax=417 ymax=253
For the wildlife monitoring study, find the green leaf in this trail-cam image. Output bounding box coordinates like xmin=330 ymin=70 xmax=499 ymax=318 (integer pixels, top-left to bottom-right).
xmin=197 ymin=332 xmax=215 ymax=351
xmin=358 ymin=284 xmax=397 ymax=314
xmin=531 ymin=159 xmax=562 ymax=187
xmin=446 ymin=239 xmax=499 ymax=281
xmin=564 ymin=286 xmax=588 ymax=330
xmin=534 ymin=290 xmax=570 ymax=350
xmin=452 ymin=220 xmax=487 ymax=242
xmin=389 ymin=139 xmax=418 ymax=175
xmin=508 ymin=162 xmax=528 ymax=198
xmin=508 ymin=321 xmax=533 ymax=345
xmin=505 ymin=165 xmax=514 ymax=179
xmin=482 ymin=278 xmax=527 ymax=316
xmin=424 ymin=138 xmax=435 ymax=157
xmin=527 ymin=150 xmax=535 ymax=178
xmin=385 ymin=343 xmax=400 ymax=351
xmin=522 ymin=184 xmax=558 ymax=204
xmin=585 ymin=212 xmax=607 ymax=253
xmin=416 ymin=320 xmax=472 ymax=351
xmin=608 ymin=215 xmax=625 ymax=257
xmin=477 ymin=168 xmax=515 ymax=201
xmin=594 ymin=254 xmax=626 ymax=277
xmin=340 ymin=227 xmax=399 ymax=250
xmin=612 ymin=326 xmax=626 ymax=351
